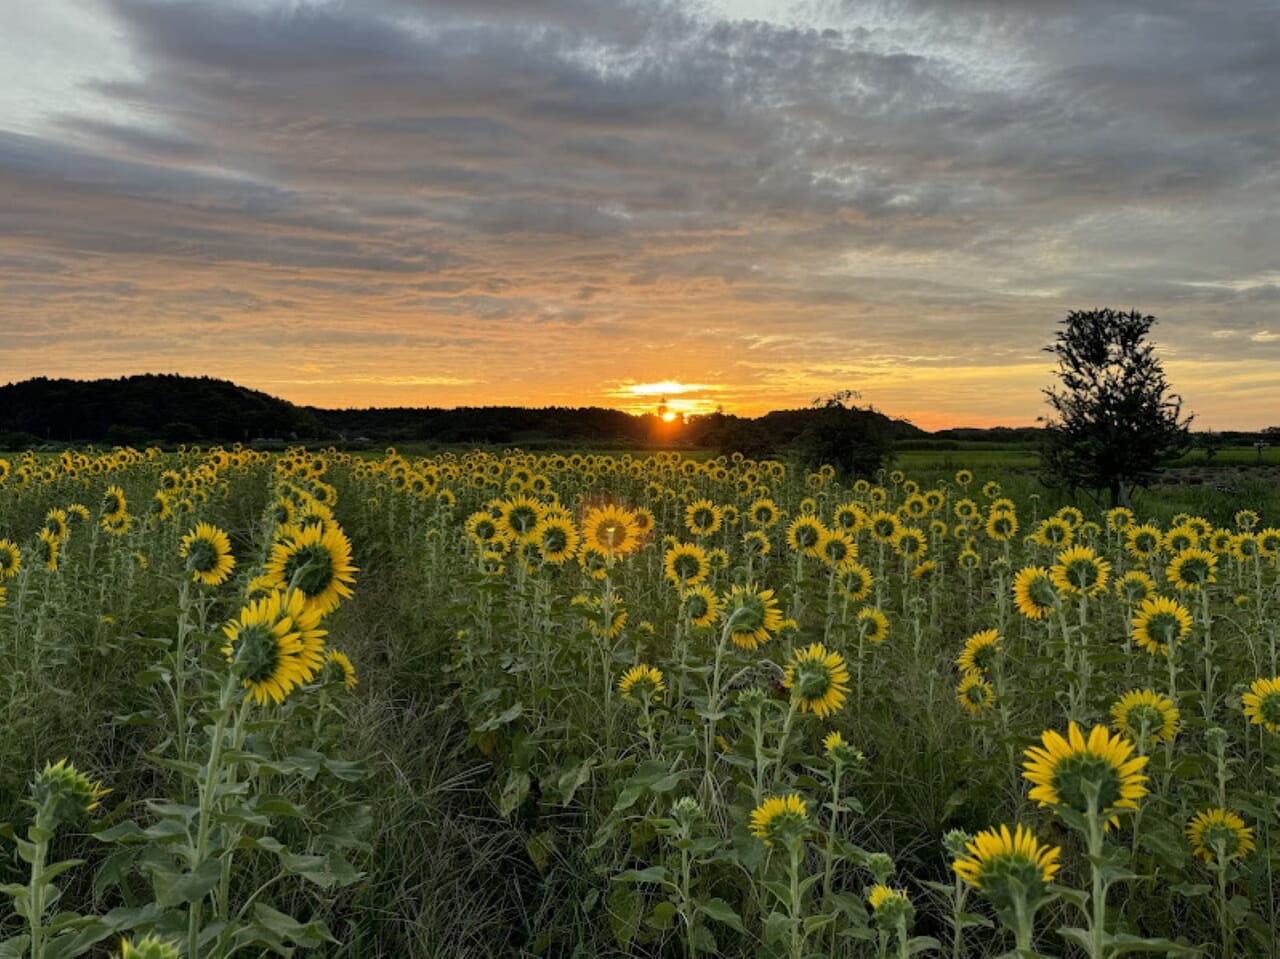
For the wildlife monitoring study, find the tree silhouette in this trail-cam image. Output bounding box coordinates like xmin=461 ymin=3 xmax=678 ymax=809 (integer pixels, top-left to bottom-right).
xmin=1041 ymin=309 xmax=1193 ymax=507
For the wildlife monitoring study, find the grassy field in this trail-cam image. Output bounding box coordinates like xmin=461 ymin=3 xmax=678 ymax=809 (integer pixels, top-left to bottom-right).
xmin=1 ymin=445 xmax=1279 ymax=957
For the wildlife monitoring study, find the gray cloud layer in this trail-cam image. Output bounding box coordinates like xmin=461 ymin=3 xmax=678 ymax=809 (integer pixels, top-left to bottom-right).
xmin=1 ymin=0 xmax=1277 ymax=422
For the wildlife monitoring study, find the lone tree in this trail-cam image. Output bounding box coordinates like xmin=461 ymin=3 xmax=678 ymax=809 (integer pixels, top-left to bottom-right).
xmin=1041 ymin=309 xmax=1193 ymax=507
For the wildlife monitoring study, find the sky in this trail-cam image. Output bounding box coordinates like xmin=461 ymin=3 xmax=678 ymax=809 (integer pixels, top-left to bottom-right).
xmin=1 ymin=0 xmax=1277 ymax=430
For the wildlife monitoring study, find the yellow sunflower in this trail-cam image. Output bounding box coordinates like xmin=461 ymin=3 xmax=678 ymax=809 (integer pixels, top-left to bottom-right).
xmin=816 ymin=528 xmax=857 ymax=568
xmin=952 ymin=823 xmax=1061 ymax=899
xmin=682 ymin=584 xmax=722 ymax=628
xmin=0 ymin=539 xmax=20 ymax=579
xmin=1115 ymin=570 xmax=1156 ymax=605
xmin=786 ymin=515 xmax=826 ymax=557
xmin=783 ymin=643 xmax=850 ymax=718
xmin=535 ymin=515 xmax=579 ymax=565
xmin=618 ymin=665 xmax=664 ymax=704
xmin=1124 ymin=524 xmax=1163 ymax=561
xmin=721 ymin=585 xmax=783 ymax=649
xmin=985 ymin=509 xmax=1018 ymax=542
xmin=263 ymin=523 xmax=357 ymax=616
xmin=856 ymin=606 xmax=889 ymax=644
xmin=956 ymin=629 xmax=1002 ymax=674
xmin=324 ymin=649 xmax=358 ymax=690
xmin=221 ymin=588 xmax=327 ymax=706
xmin=748 ymin=498 xmax=780 ymax=529
xmin=101 ymin=485 xmax=128 ymax=522
xmin=749 ymin=793 xmax=809 ymax=847
xmin=664 ymin=542 xmax=709 ymax=587
xmin=1110 ymin=689 xmax=1179 ymax=747
xmin=1186 ymin=808 xmax=1256 ymax=864
xmin=1050 ymin=545 xmax=1111 ymax=598
xmin=1242 ymin=676 xmax=1280 ymax=734
xmin=179 ymin=522 xmax=236 ymax=586
xmin=1131 ymin=595 xmax=1192 ymax=655
xmin=836 ymin=561 xmax=873 ymax=602
xmin=684 ymin=499 xmax=723 ymax=537
xmin=1012 ymin=566 xmax=1058 ymax=620
xmin=956 ymin=670 xmax=996 ymax=713
xmin=1166 ymin=548 xmax=1218 ymax=592
xmin=581 ymin=504 xmax=642 ymax=558
xmin=1023 ymin=722 xmax=1148 ymax=825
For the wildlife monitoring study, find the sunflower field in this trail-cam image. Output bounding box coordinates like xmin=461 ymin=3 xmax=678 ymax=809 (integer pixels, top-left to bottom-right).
xmin=0 ymin=446 xmax=1278 ymax=958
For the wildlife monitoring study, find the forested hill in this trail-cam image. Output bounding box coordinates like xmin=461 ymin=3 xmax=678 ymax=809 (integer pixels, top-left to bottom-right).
xmin=0 ymin=374 xmax=929 ymax=448
xmin=0 ymin=375 xmax=321 ymax=444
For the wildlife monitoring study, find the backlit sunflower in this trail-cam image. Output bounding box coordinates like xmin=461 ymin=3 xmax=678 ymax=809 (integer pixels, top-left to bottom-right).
xmin=324 ymin=649 xmax=358 ymax=690
xmin=1023 ymin=722 xmax=1148 ymax=825
xmin=180 ymin=522 xmax=236 ymax=586
xmin=497 ymin=495 xmax=546 ymax=544
xmin=1258 ymin=528 xmax=1280 ymax=559
xmin=1164 ymin=525 xmax=1198 ymax=554
xmin=664 ymin=542 xmax=709 ymax=587
xmin=786 ymin=515 xmax=826 ymax=557
xmin=682 ymin=584 xmax=721 ymax=628
xmin=984 ymin=509 xmax=1018 ymax=542
xmin=1050 ymin=545 xmax=1111 ymax=598
xmin=101 ymin=485 xmax=128 ymax=522
xmin=1032 ymin=517 xmax=1074 ymax=549
xmin=1131 ymin=596 xmax=1192 ymax=655
xmin=1242 ymin=676 xmax=1280 ymax=734
xmin=783 ymin=643 xmax=850 ymax=718
xmin=1115 ymin=570 xmax=1156 ymax=605
xmin=836 ymin=561 xmax=873 ymax=602
xmin=953 ymin=499 xmax=979 ymax=523
xmin=891 ymin=527 xmax=927 ymax=559
xmin=0 ymin=539 xmax=19 ymax=578
xmin=832 ymin=502 xmax=866 ymax=533
xmin=1124 ymin=524 xmax=1163 ymax=561
xmin=952 ymin=823 xmax=1061 ymax=904
xmin=748 ymin=498 xmax=780 ymax=528
xmin=221 ymin=588 xmax=327 ymax=706
xmin=749 ymin=793 xmax=809 ymax=847
xmin=956 ymin=670 xmax=995 ymax=713
xmin=618 ymin=664 xmax=664 ymax=704
xmin=956 ymin=629 xmax=1002 ymax=674
xmin=464 ymin=511 xmax=503 ymax=549
xmin=721 ymin=585 xmax=783 ymax=650
xmin=816 ymin=528 xmax=857 ymax=568
xmin=581 ymin=504 xmax=642 ymax=558
xmin=37 ymin=528 xmax=60 ymax=572
xmin=742 ymin=530 xmax=771 ymax=557
xmin=535 ymin=515 xmax=579 ymax=564
xmin=1230 ymin=533 xmax=1260 ymax=563
xmin=1012 ymin=566 xmax=1058 ymax=620
xmin=263 ymin=523 xmax=357 ymax=616
xmin=1110 ymin=689 xmax=1179 ymax=747
xmin=684 ymin=499 xmax=723 ymax=537
xmin=856 ymin=606 xmax=889 ymax=644
xmin=44 ymin=508 xmax=68 ymax=542
xmin=1106 ymin=507 xmax=1135 ymax=532
xmin=117 ymin=933 xmax=181 ymax=959
xmin=868 ymin=511 xmax=901 ymax=544
xmin=957 ymin=547 xmax=981 ymax=570
xmin=1166 ymin=548 xmax=1218 ymax=592
xmin=1186 ymin=808 xmax=1256 ymax=864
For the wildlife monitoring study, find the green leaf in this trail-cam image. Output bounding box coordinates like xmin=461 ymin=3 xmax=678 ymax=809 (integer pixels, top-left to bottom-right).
xmin=245 ymin=902 xmax=338 ymax=948
xmin=475 ymin=702 xmax=524 ymax=732
xmin=907 ymin=935 xmax=943 ymax=955
xmin=612 ymin=865 xmax=667 ymax=884
xmin=647 ymin=901 xmax=676 ymax=930
xmin=37 ymin=859 xmax=84 ymax=885
xmin=279 ymin=851 xmax=363 ymax=890
xmin=607 ymin=884 xmax=643 ymax=949
xmin=802 ymin=911 xmax=836 ymax=934
xmin=147 ymin=858 xmax=220 ymax=907
xmin=763 ymin=911 xmax=792 ymax=946
xmin=0 ymin=936 xmax=31 ymax=959
xmin=1105 ymin=932 xmax=1199 ymax=955
xmin=699 ymin=898 xmax=745 ymax=933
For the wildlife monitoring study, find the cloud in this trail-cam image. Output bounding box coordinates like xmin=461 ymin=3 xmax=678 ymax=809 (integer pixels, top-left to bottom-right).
xmin=0 ymin=0 xmax=1276 ymax=425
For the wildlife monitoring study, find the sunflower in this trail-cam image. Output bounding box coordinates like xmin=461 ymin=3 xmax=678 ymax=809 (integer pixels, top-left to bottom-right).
xmin=682 ymin=584 xmax=721 ymax=628
xmin=783 ymin=643 xmax=850 ymax=718
xmin=464 ymin=511 xmax=503 ymax=549
xmin=1023 ymin=722 xmax=1148 ymax=825
xmin=1208 ymin=528 xmax=1234 ymax=554
xmin=957 ymin=547 xmax=981 ymax=570
xmin=1012 ymin=566 xmax=1058 ymax=620
xmin=1230 ymin=533 xmax=1260 ymax=563
xmin=1258 ymin=528 xmax=1280 ymax=559
xmin=956 ymin=629 xmax=1002 ymax=674
xmin=721 ymin=585 xmax=783 ymax=650
xmin=497 ymin=494 xmax=545 ymax=543
xmin=1050 ymin=545 xmax=1111 ymax=598
xmin=749 ymin=794 xmax=809 ymax=847
xmin=535 ymin=515 xmax=579 ymax=564
xmin=30 ymin=758 xmax=111 ymax=827
xmin=868 ymin=511 xmax=901 ymax=544
xmin=1125 ymin=524 xmax=1163 ymax=560
xmin=1166 ymin=548 xmax=1218 ymax=592
xmin=832 ymin=502 xmax=866 ymax=533
xmin=617 ymin=665 xmax=664 ymax=704
xmin=1234 ymin=508 xmax=1259 ymax=531
xmin=742 ymin=530 xmax=771 ymax=557
xmin=1131 ymin=595 xmax=1192 ymax=655
xmin=985 ymin=509 xmax=1018 ymax=542
xmin=891 ymin=527 xmax=927 ymax=559
xmin=1164 ymin=525 xmax=1199 ymax=554
xmin=956 ymin=670 xmax=995 ymax=713
xmin=0 ymin=539 xmax=19 ymax=578
xmin=867 ymin=885 xmax=913 ymax=927
xmin=836 ymin=561 xmax=873 ymax=602
xmin=903 ymin=493 xmax=930 ymax=519
xmin=954 ymin=469 xmax=973 ymax=487
xmin=44 ymin=508 xmax=68 ymax=542
xmin=37 ymin=528 xmax=60 ymax=572
xmin=684 ymin=499 xmax=723 ymax=537
xmin=101 ymin=485 xmax=128 ymax=522
xmin=180 ymin=522 xmax=236 ymax=586
xmin=952 ymin=823 xmax=1061 ymax=904
xmin=118 ymin=934 xmax=182 ymax=959
xmin=1242 ymin=677 xmax=1280 ymax=734
xmin=1110 ymin=689 xmax=1178 ymax=748
xmin=856 ymin=606 xmax=889 ymax=644
xmin=221 ymin=588 xmax=327 ymax=706
xmin=1106 ymin=507 xmax=1135 ymax=532
xmin=1115 ymin=570 xmax=1156 ymax=605
xmin=748 ymin=498 xmax=780 ymax=529
xmin=324 ymin=649 xmax=358 ymax=690
xmin=953 ymin=499 xmax=979 ymax=523
xmin=816 ymin=528 xmax=857 ymax=568
xmin=263 ymin=523 xmax=357 ymax=616
xmin=786 ymin=515 xmax=826 ymax=557
xmin=1032 ymin=517 xmax=1074 ymax=549
xmin=581 ymin=504 xmax=642 ymax=558
xmin=1186 ymin=809 xmax=1256 ymax=864
xmin=664 ymin=542 xmax=709 ymax=587
xmin=823 ymin=730 xmax=864 ymax=766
